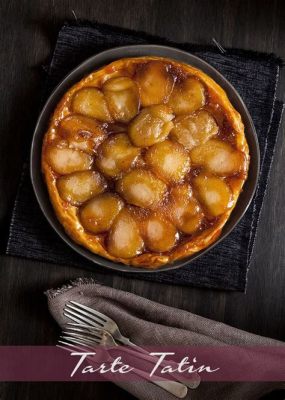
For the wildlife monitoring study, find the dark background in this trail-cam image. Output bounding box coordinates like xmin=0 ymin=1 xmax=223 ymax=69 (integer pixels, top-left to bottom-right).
xmin=0 ymin=1 xmax=284 ymax=399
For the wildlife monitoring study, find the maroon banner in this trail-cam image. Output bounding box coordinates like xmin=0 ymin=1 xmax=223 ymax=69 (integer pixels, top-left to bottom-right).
xmin=0 ymin=346 xmax=284 ymax=381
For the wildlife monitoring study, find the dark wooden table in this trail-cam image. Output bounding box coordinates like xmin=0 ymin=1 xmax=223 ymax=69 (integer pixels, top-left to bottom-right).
xmin=0 ymin=1 xmax=284 ymax=398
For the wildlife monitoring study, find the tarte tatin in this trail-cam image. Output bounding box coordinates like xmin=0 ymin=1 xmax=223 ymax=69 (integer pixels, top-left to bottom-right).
xmin=42 ymin=56 xmax=249 ymax=269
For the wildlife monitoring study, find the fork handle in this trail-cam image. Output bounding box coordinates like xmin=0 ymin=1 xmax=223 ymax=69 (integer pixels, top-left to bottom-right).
xmin=131 ymin=367 xmax=188 ymax=398
xmin=119 ymin=336 xmax=200 ymax=390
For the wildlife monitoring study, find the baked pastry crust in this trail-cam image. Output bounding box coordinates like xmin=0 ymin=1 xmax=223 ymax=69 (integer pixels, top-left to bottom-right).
xmin=42 ymin=56 xmax=249 ymax=269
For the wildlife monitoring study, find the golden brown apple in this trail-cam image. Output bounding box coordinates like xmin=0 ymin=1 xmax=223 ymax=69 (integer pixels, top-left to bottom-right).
xmin=107 ymin=209 xmax=144 ymax=258
xmin=128 ymin=105 xmax=174 ymax=147
xmin=79 ymin=193 xmax=124 ymax=234
xmin=167 ymin=77 xmax=205 ymax=115
xmin=46 ymin=146 xmax=93 ymax=175
xmin=134 ymin=61 xmax=174 ymax=106
xmin=190 ymin=139 xmax=244 ymax=176
xmin=145 ymin=139 xmax=190 ymax=183
xmin=103 ymin=77 xmax=140 ymax=122
xmin=116 ymin=169 xmax=167 ymax=208
xmin=96 ymin=133 xmax=140 ymax=178
xmin=193 ymin=173 xmax=232 ymax=217
xmin=171 ymin=110 xmax=218 ymax=150
xmin=59 ymin=114 xmax=107 ymax=154
xmin=72 ymin=87 xmax=112 ymax=122
xmin=56 ymin=170 xmax=107 ymax=205
xmin=142 ymin=213 xmax=178 ymax=252
xmin=168 ymin=184 xmax=203 ymax=234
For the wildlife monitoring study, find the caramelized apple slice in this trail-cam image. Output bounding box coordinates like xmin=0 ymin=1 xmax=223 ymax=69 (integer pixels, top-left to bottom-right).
xmin=171 ymin=110 xmax=218 ymax=150
xmin=167 ymin=77 xmax=205 ymax=115
xmin=96 ymin=133 xmax=140 ymax=178
xmin=193 ymin=174 xmax=232 ymax=217
xmin=116 ymin=169 xmax=167 ymax=208
xmin=168 ymin=184 xmax=203 ymax=234
xmin=103 ymin=77 xmax=140 ymax=122
xmin=134 ymin=61 xmax=174 ymax=106
xmin=190 ymin=139 xmax=244 ymax=176
xmin=46 ymin=146 xmax=93 ymax=174
xmin=59 ymin=115 xmax=107 ymax=154
xmin=142 ymin=213 xmax=178 ymax=252
xmin=56 ymin=171 xmax=107 ymax=206
xmin=128 ymin=105 xmax=174 ymax=147
xmin=107 ymin=209 xmax=144 ymax=258
xmin=72 ymin=88 xmax=112 ymax=122
xmin=145 ymin=139 xmax=190 ymax=183
xmin=79 ymin=193 xmax=124 ymax=234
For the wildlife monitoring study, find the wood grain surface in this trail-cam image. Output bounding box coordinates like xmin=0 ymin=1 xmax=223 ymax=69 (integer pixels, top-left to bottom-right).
xmin=0 ymin=1 xmax=284 ymax=399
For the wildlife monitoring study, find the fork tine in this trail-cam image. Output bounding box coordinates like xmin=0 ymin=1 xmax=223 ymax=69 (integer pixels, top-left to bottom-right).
xmin=57 ymin=339 xmax=91 ymax=353
xmin=58 ymin=338 xmax=112 ymax=367
xmin=57 ymin=343 xmax=73 ymax=353
xmin=60 ymin=335 xmax=98 ymax=349
xmin=67 ymin=322 xmax=93 ymax=328
xmin=61 ymin=332 xmax=100 ymax=347
xmin=62 ymin=330 xmax=102 ymax=342
xmin=64 ymin=310 xmax=103 ymax=327
xmin=57 ymin=341 xmax=77 ymax=353
xmin=65 ymin=323 xmax=99 ymax=331
xmin=64 ymin=326 xmax=103 ymax=339
xmin=63 ymin=311 xmax=86 ymax=325
xmin=65 ymin=304 xmax=105 ymax=326
xmin=69 ymin=301 xmax=108 ymax=323
xmin=60 ymin=335 xmax=100 ymax=347
xmin=64 ymin=307 xmax=99 ymax=326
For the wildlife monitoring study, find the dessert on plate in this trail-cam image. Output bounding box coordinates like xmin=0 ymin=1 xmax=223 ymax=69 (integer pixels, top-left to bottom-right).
xmin=42 ymin=56 xmax=249 ymax=268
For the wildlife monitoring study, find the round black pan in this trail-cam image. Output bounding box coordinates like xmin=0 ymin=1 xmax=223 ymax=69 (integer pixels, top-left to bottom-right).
xmin=30 ymin=45 xmax=260 ymax=273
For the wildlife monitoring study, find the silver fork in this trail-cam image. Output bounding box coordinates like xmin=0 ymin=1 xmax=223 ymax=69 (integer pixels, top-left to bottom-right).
xmin=64 ymin=301 xmax=200 ymax=389
xmin=59 ymin=325 xmax=188 ymax=399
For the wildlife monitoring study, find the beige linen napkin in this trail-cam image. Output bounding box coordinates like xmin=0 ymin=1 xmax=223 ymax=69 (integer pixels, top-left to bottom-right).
xmin=46 ymin=278 xmax=285 ymax=400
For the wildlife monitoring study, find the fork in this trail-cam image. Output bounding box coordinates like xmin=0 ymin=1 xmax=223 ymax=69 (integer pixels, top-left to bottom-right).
xmin=64 ymin=301 xmax=200 ymax=389
xmin=59 ymin=325 xmax=188 ymax=399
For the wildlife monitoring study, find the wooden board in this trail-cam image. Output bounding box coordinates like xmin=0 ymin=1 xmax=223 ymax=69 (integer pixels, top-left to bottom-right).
xmin=0 ymin=1 xmax=284 ymax=398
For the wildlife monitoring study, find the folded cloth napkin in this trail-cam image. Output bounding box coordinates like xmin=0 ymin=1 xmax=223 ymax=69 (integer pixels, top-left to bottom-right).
xmin=6 ymin=21 xmax=284 ymax=291
xmin=46 ymin=279 xmax=285 ymax=400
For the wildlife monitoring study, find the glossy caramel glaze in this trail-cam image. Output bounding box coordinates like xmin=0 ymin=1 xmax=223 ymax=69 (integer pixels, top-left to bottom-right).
xmin=42 ymin=56 xmax=249 ymax=269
